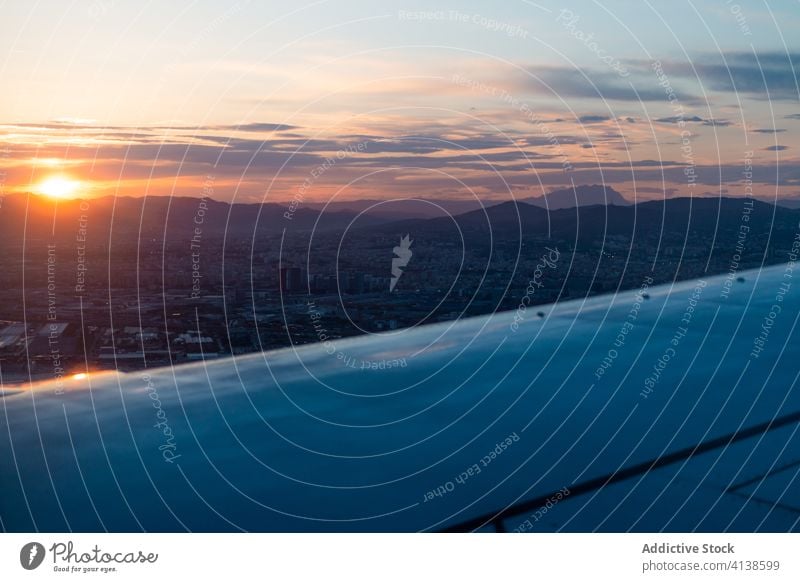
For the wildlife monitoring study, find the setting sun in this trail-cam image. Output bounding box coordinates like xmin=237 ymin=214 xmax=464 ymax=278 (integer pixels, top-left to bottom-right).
xmin=36 ymin=176 xmax=81 ymax=199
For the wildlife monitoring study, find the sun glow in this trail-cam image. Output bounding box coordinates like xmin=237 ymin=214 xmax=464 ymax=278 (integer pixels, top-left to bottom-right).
xmin=36 ymin=176 xmax=81 ymax=199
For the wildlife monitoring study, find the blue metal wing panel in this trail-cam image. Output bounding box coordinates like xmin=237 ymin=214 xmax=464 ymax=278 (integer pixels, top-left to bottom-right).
xmin=1 ymin=265 xmax=799 ymax=531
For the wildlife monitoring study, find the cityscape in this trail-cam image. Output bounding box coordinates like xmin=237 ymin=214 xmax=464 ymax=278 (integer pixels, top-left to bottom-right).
xmin=1 ymin=189 xmax=795 ymax=387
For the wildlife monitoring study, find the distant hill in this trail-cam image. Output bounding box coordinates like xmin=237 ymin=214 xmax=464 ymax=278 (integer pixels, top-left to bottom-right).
xmin=371 ymin=195 xmax=800 ymax=245
xmin=0 ymin=193 xmax=390 ymax=244
xmin=302 ymin=198 xmax=486 ymax=219
xmin=3 ymin=190 xmax=796 ymax=250
xmin=766 ymin=196 xmax=800 ymax=209
xmin=302 ymin=185 xmax=629 ymax=218
xmin=0 ymin=185 xmax=627 ymax=245
xmin=524 ymin=184 xmax=629 ymax=209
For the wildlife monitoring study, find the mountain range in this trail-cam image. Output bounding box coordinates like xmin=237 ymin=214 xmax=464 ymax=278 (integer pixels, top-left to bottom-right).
xmin=0 ymin=185 xmax=797 ymax=247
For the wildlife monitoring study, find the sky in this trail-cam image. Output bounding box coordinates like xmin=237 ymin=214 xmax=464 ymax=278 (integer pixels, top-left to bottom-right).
xmin=0 ymin=0 xmax=799 ymax=203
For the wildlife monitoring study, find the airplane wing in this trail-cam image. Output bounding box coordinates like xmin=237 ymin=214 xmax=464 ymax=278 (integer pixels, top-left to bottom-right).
xmin=2 ymin=264 xmax=799 ymax=532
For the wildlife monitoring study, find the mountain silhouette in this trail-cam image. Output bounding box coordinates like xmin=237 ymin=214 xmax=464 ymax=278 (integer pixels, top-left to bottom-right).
xmin=524 ymin=184 xmax=629 ymax=209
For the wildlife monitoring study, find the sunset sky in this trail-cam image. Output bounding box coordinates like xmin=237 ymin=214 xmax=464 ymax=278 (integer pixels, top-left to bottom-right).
xmin=1 ymin=0 xmax=798 ymax=203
